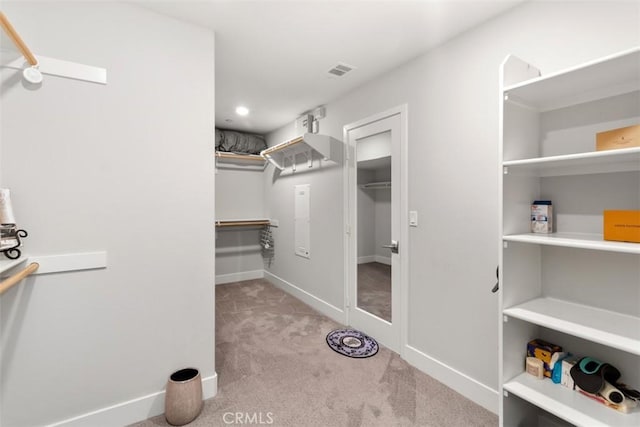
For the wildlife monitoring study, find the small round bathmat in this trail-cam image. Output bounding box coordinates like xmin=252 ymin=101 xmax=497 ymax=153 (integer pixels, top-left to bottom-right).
xmin=326 ymin=329 xmax=379 ymax=358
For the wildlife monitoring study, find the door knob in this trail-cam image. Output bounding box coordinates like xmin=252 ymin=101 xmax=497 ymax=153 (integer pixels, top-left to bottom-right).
xmin=382 ymin=240 xmax=399 ymax=254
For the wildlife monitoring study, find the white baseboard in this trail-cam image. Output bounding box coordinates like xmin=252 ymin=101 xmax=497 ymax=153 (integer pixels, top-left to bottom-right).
xmin=357 ymin=256 xmax=391 ymax=266
xmin=263 ymin=271 xmax=346 ymax=325
xmin=216 ymin=269 xmax=264 ymax=285
xmin=403 ymin=345 xmax=498 ymax=414
xmin=375 ymin=255 xmax=391 ymax=265
xmin=47 ymin=373 xmax=218 ymax=427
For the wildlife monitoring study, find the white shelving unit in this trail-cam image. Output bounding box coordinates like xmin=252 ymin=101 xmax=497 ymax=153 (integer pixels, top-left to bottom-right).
xmin=499 ymin=48 xmax=640 ymax=427
xmin=260 ymin=133 xmax=342 ymax=171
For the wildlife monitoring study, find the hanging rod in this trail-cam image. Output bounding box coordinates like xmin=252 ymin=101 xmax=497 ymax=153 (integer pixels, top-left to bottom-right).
xmin=0 ymin=262 xmax=39 ymax=295
xmin=215 ymin=220 xmax=270 ymax=228
xmin=215 ymin=152 xmax=265 ymax=161
xmin=0 ymin=12 xmax=37 ymax=66
xmin=261 ymin=136 xmax=304 ymax=156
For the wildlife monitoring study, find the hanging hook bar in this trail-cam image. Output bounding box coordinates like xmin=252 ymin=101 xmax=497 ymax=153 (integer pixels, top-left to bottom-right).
xmin=0 ymin=262 xmax=39 ymax=296
xmin=0 ymin=12 xmax=38 ymax=66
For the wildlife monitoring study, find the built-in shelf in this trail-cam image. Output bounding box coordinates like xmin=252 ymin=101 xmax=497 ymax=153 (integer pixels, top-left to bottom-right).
xmin=360 ymin=181 xmax=391 ymax=189
xmin=504 ymin=297 xmax=640 ymax=355
xmin=0 ymin=255 xmax=28 ymax=276
xmin=215 ymin=219 xmax=270 ymax=228
xmin=215 ymin=151 xmax=266 ymax=170
xmin=504 ymin=373 xmax=640 ymax=427
xmin=503 ymin=147 xmax=640 ymax=177
xmin=503 ymin=232 xmax=640 ymax=254
xmin=260 ymin=133 xmax=342 ymax=171
xmin=504 ymin=48 xmax=640 ymax=111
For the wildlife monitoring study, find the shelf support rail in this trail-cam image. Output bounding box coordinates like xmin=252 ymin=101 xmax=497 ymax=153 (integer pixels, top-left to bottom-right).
xmin=0 ymin=262 xmax=39 ymax=295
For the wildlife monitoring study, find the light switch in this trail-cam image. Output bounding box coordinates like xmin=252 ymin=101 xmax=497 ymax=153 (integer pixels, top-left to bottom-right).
xmin=409 ymin=211 xmax=418 ymax=227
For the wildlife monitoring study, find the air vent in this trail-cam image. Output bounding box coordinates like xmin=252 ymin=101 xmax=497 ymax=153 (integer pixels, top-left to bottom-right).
xmin=327 ymin=63 xmax=355 ymax=77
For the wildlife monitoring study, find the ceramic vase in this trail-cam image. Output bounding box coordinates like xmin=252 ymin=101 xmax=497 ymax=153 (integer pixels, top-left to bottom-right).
xmin=164 ymin=368 xmax=203 ymax=426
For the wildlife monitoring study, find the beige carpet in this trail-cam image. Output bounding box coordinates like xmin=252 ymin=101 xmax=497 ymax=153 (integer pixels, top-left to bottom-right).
xmin=131 ymin=279 xmax=497 ymax=427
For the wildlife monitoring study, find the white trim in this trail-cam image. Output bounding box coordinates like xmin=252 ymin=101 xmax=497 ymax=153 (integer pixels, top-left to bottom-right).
xmin=215 ymin=269 xmax=264 ymax=285
xmin=375 ymin=255 xmax=392 ymax=266
xmin=358 ymin=255 xmax=392 ymax=266
xmin=398 ymin=103 xmax=409 ymax=360
xmin=403 ymin=345 xmax=498 ymax=414
xmin=47 ymin=373 xmax=217 ymax=427
xmin=263 ymin=270 xmax=346 ymax=325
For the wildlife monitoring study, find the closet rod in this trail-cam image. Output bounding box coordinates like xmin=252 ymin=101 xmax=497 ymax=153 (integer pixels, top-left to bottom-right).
xmin=0 ymin=262 xmax=39 ymax=295
xmin=215 ymin=220 xmax=270 ymax=228
xmin=215 ymin=152 xmax=265 ymax=161
xmin=261 ymin=136 xmax=304 ymax=156
xmin=0 ymin=12 xmax=37 ymax=66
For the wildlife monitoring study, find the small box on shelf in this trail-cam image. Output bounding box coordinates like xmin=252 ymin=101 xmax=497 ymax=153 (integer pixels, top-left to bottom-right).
xmin=531 ymin=200 xmax=553 ymax=234
xmin=596 ymin=125 xmax=640 ymax=151
xmin=604 ymin=210 xmax=640 ymax=243
xmin=527 ymin=339 xmax=562 ymax=378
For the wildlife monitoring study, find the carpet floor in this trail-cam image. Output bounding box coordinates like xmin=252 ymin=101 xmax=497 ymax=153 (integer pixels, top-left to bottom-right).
xmin=131 ymin=279 xmax=497 ymax=427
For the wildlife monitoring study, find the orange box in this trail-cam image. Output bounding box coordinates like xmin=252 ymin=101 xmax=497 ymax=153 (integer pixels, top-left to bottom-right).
xmin=596 ymin=125 xmax=640 ymax=151
xmin=604 ymin=210 xmax=640 ymax=243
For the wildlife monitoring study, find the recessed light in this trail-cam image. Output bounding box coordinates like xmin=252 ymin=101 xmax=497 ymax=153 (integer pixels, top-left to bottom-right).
xmin=235 ymin=106 xmax=249 ymax=116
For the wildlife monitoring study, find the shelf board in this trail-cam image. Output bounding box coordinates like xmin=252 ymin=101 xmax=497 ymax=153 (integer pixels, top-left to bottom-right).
xmin=504 ymin=373 xmax=640 ymax=427
xmin=503 ymin=48 xmax=640 ymax=111
xmin=503 ymin=233 xmax=640 ymax=254
xmin=0 ymin=255 xmax=28 ymax=276
xmin=504 ymin=297 xmax=640 ymax=355
xmin=503 ymin=147 xmax=640 ymax=177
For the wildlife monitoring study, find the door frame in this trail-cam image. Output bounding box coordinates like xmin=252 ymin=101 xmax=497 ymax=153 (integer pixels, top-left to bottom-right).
xmin=343 ymin=104 xmax=408 ymax=355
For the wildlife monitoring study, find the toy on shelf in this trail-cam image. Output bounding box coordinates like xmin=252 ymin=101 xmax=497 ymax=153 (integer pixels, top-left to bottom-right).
xmin=570 ymin=356 xmax=640 ymax=413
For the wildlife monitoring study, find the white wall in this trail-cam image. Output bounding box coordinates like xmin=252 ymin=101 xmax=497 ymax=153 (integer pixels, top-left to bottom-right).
xmin=0 ymin=2 xmax=216 ymax=426
xmin=264 ymin=0 xmax=639 ymax=411
xmin=215 ymin=167 xmax=265 ymax=282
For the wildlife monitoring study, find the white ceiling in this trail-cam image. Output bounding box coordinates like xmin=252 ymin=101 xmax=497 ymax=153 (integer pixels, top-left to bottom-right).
xmin=136 ymin=0 xmax=526 ymax=135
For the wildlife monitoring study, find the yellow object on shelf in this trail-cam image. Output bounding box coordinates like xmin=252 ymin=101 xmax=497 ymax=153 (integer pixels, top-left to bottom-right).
xmin=596 ymin=125 xmax=640 ymax=151
xmin=604 ymin=210 xmax=640 ymax=243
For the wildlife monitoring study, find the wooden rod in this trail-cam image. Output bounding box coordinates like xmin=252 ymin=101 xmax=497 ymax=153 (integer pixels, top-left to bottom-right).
xmin=0 ymin=262 xmax=39 ymax=296
xmin=216 ymin=220 xmax=270 ymax=227
xmin=215 ymin=152 xmax=265 ymax=161
xmin=261 ymin=136 xmax=304 ymax=156
xmin=0 ymin=12 xmax=38 ymax=66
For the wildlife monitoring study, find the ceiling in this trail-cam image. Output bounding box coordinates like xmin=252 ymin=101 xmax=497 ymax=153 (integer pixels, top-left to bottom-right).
xmin=136 ymin=0 xmax=526 ymax=135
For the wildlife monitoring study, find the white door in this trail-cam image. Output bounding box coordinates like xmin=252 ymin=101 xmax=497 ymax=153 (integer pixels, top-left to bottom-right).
xmin=344 ymin=108 xmax=405 ymax=353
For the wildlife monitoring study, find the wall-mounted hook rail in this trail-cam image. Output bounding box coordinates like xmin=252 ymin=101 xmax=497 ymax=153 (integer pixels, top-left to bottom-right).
xmin=0 ymin=11 xmax=107 ymax=85
xmin=0 ymin=262 xmax=39 ymax=295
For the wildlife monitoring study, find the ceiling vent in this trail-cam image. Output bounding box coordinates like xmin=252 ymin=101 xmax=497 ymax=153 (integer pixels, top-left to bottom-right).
xmin=327 ymin=63 xmax=355 ymax=77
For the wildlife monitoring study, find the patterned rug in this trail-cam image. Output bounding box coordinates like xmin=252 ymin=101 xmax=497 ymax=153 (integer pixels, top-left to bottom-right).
xmin=326 ymin=329 xmax=379 ymax=358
